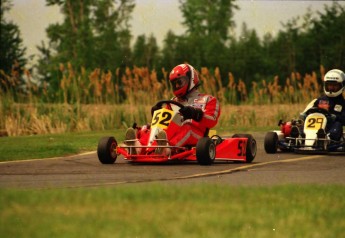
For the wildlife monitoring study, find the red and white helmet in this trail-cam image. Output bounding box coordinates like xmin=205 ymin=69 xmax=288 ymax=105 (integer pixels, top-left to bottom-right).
xmin=323 ymin=69 xmax=345 ymax=97
xmin=169 ymin=64 xmax=200 ymax=98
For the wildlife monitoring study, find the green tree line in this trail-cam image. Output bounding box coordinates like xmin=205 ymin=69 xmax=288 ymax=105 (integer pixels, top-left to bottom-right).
xmin=1 ymin=0 xmax=344 ymax=103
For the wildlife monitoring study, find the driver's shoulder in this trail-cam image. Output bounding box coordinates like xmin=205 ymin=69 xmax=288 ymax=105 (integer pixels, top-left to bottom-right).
xmin=196 ymin=93 xmax=217 ymax=101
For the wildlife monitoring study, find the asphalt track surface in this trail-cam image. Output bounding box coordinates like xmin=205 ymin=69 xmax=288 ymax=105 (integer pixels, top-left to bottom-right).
xmin=1 ymin=133 xmax=344 ymax=189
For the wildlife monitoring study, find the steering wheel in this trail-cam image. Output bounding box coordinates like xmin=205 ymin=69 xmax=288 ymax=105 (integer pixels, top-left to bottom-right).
xmin=305 ymin=107 xmax=331 ymax=117
xmin=153 ymin=100 xmax=185 ymax=110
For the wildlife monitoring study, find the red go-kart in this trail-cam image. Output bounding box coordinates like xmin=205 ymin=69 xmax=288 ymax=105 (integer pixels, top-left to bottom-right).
xmin=97 ymin=100 xmax=257 ymax=165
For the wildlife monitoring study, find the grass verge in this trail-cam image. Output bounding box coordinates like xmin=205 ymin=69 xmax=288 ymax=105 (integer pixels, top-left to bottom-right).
xmin=0 ymin=130 xmax=124 ymax=162
xmin=1 ymin=184 xmax=344 ymax=238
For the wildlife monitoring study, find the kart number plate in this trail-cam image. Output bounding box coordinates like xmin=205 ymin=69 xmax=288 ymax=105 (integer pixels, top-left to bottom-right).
xmin=305 ymin=115 xmax=324 ymax=130
xmin=151 ymin=108 xmax=173 ymax=129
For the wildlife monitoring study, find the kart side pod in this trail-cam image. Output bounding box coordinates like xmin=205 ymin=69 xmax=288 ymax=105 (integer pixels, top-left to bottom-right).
xmin=215 ymin=134 xmax=257 ymax=163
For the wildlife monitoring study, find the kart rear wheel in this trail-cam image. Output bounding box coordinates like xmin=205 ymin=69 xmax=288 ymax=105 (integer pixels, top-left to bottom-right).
xmin=196 ymin=137 xmax=215 ymax=165
xmin=264 ymin=132 xmax=278 ymax=154
xmin=97 ymin=137 xmax=117 ymax=164
xmin=232 ymin=134 xmax=257 ymax=163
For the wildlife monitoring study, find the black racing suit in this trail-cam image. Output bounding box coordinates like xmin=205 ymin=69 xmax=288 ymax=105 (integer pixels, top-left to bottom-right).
xmin=306 ymin=95 xmax=345 ymax=141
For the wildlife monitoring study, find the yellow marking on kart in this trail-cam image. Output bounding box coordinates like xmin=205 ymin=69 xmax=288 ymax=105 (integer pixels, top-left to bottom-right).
xmin=208 ymin=130 xmax=217 ymax=137
xmin=305 ymin=115 xmax=325 ymax=130
xmin=151 ymin=108 xmax=174 ymax=129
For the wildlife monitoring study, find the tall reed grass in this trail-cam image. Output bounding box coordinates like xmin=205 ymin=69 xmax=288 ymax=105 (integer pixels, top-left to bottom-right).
xmin=55 ymin=64 xmax=172 ymax=105
xmin=0 ymin=64 xmax=336 ymax=136
xmin=0 ymin=103 xmax=306 ymax=136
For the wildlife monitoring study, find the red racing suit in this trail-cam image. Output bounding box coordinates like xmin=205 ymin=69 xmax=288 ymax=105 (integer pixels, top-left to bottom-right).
xmin=138 ymin=89 xmax=220 ymax=147
xmin=166 ymin=90 xmax=221 ymax=147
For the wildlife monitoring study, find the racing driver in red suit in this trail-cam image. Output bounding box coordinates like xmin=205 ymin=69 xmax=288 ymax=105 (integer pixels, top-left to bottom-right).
xmin=160 ymin=63 xmax=221 ymax=147
xmin=125 ymin=63 xmax=221 ymax=154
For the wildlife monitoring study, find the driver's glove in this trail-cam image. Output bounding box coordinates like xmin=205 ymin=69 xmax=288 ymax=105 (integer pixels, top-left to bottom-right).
xmin=179 ymin=106 xmax=203 ymax=122
xmin=329 ymin=114 xmax=337 ymax=121
xmin=151 ymin=105 xmax=160 ymax=116
xmin=299 ymin=112 xmax=306 ymax=121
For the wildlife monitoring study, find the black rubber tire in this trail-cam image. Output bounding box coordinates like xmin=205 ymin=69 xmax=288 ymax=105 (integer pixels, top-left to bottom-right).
xmin=196 ymin=137 xmax=216 ymax=165
xmin=264 ymin=132 xmax=278 ymax=154
xmin=232 ymin=134 xmax=257 ymax=163
xmin=97 ymin=137 xmax=117 ymax=164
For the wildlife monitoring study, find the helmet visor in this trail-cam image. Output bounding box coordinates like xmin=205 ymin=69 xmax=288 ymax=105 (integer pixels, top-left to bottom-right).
xmin=325 ymin=81 xmax=342 ymax=93
xmin=171 ymin=76 xmax=188 ymax=91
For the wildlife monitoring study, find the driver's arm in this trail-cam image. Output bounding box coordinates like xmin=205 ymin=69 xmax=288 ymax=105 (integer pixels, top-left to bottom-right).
xmin=300 ymin=98 xmax=318 ymax=120
xmin=336 ymin=106 xmax=345 ymax=125
xmin=302 ymin=99 xmax=318 ymax=113
xmin=192 ymin=96 xmax=220 ymax=129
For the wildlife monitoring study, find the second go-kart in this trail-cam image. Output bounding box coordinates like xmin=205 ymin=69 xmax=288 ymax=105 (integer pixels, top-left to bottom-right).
xmin=264 ymin=107 xmax=345 ymax=154
xmin=97 ymin=100 xmax=257 ymax=165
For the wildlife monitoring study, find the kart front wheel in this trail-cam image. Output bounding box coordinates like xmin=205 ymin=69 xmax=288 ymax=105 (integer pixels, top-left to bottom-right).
xmin=97 ymin=137 xmax=117 ymax=164
xmin=196 ymin=137 xmax=215 ymax=165
xmin=232 ymin=134 xmax=257 ymax=163
xmin=264 ymin=132 xmax=278 ymax=154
